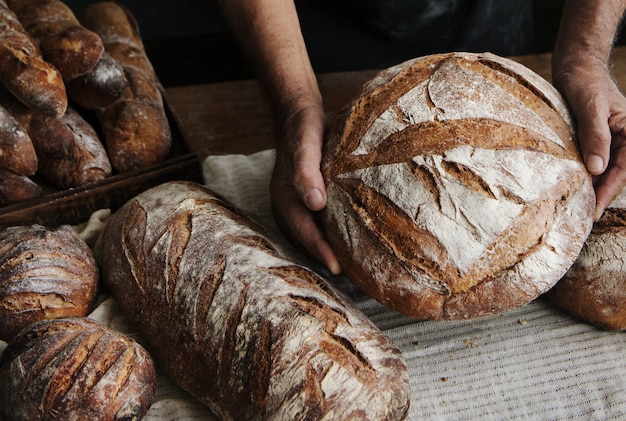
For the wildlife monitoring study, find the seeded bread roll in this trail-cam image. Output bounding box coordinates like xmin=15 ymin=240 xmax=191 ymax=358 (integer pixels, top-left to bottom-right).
xmin=0 ymin=317 xmax=157 ymax=420
xmin=0 ymin=170 xmax=41 ymax=206
xmin=29 ymin=106 xmax=112 ymax=188
xmin=7 ymin=0 xmax=105 ymax=80
xmin=82 ymin=2 xmax=171 ymax=173
xmin=100 ymin=180 xmax=410 ymax=421
xmin=549 ymin=189 xmax=626 ymax=331
xmin=0 ymin=0 xmax=67 ymax=118
xmin=0 ymin=224 xmax=98 ymax=341
xmin=322 ymin=52 xmax=595 ymax=320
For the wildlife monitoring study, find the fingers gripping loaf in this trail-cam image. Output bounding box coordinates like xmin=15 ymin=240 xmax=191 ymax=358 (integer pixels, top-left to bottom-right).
xmin=100 ymin=181 xmax=411 ymax=420
xmin=6 ymin=0 xmax=105 ymax=80
xmin=549 ymin=189 xmax=626 ymax=331
xmin=0 ymin=317 xmax=157 ymax=420
xmin=322 ymin=52 xmax=595 ymax=320
xmin=0 ymin=224 xmax=99 ymax=342
xmin=0 ymin=0 xmax=67 ymax=117
xmin=82 ymin=2 xmax=171 ymax=173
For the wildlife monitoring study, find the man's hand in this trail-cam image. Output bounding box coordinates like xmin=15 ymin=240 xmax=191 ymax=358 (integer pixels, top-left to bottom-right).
xmin=270 ymin=103 xmax=341 ymax=274
xmin=555 ymin=63 xmax=626 ymax=220
xmin=552 ymin=0 xmax=626 ymax=219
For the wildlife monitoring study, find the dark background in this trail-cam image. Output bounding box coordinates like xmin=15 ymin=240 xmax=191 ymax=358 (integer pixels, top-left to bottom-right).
xmin=61 ymin=0 xmax=620 ymax=87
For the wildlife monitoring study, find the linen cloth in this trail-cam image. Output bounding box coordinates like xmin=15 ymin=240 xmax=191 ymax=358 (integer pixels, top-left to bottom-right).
xmin=2 ymin=149 xmax=626 ymax=420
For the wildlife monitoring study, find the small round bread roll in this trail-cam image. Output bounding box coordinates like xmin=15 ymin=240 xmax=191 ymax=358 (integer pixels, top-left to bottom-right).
xmin=0 ymin=224 xmax=98 ymax=341
xmin=322 ymin=52 xmax=595 ymax=320
xmin=549 ymin=189 xmax=626 ymax=330
xmin=0 ymin=317 xmax=157 ymax=420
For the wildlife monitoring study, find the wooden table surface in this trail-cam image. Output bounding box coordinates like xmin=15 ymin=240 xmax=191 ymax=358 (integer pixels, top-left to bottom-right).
xmin=165 ymin=47 xmax=626 ymax=161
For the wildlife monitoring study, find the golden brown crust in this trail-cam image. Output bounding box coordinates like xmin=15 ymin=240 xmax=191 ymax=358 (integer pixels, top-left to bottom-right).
xmin=0 ymin=317 xmax=157 ymax=420
xmin=0 ymin=224 xmax=99 ymax=341
xmin=0 ymin=0 xmax=67 ymax=117
xmin=100 ymin=180 xmax=411 ymax=420
xmin=322 ymin=52 xmax=595 ymax=320
xmin=82 ymin=2 xmax=171 ymax=173
xmin=7 ymin=0 xmax=105 ymax=80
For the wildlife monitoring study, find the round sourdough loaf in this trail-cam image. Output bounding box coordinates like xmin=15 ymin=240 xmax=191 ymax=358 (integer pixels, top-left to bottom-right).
xmin=0 ymin=317 xmax=157 ymax=420
xmin=549 ymin=189 xmax=626 ymax=330
xmin=0 ymin=224 xmax=99 ymax=341
xmin=321 ymin=52 xmax=595 ymax=320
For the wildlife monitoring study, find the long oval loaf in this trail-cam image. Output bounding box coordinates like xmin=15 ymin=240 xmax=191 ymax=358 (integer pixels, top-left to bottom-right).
xmin=0 ymin=317 xmax=157 ymax=420
xmin=7 ymin=0 xmax=105 ymax=80
xmin=100 ymin=180 xmax=410 ymax=420
xmin=0 ymin=0 xmax=67 ymax=118
xmin=82 ymin=1 xmax=171 ymax=173
xmin=29 ymin=106 xmax=112 ymax=188
xmin=322 ymin=52 xmax=595 ymax=320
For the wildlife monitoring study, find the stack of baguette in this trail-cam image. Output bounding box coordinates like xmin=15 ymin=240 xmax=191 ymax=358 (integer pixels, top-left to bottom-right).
xmin=0 ymin=0 xmax=171 ymax=206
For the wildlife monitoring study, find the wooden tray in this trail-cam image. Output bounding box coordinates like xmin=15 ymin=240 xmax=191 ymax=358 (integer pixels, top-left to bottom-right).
xmin=0 ymin=94 xmax=203 ymax=229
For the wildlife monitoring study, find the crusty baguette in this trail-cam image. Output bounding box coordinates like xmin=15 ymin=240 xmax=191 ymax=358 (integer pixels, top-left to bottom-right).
xmin=0 ymin=224 xmax=99 ymax=341
xmin=322 ymin=52 xmax=595 ymax=320
xmin=100 ymin=181 xmax=411 ymax=420
xmin=0 ymin=0 xmax=67 ymax=117
xmin=0 ymin=170 xmax=41 ymax=206
xmin=0 ymin=317 xmax=157 ymax=420
xmin=82 ymin=1 xmax=171 ymax=173
xmin=29 ymin=106 xmax=112 ymax=188
xmin=65 ymin=50 xmax=127 ymax=109
xmin=0 ymin=101 xmax=37 ymax=176
xmin=7 ymin=0 xmax=105 ymax=80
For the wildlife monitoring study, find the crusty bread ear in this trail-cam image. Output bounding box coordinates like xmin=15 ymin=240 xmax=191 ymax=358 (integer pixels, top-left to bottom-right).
xmin=100 ymin=180 xmax=411 ymax=420
xmin=322 ymin=52 xmax=595 ymax=320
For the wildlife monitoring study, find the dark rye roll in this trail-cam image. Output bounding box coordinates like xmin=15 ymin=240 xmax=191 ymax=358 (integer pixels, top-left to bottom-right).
xmin=100 ymin=180 xmax=410 ymax=421
xmin=322 ymin=52 xmax=595 ymax=320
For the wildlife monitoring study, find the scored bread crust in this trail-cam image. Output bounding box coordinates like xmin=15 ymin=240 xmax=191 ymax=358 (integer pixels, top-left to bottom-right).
xmin=0 ymin=224 xmax=99 ymax=341
xmin=100 ymin=180 xmax=410 ymax=421
xmin=0 ymin=317 xmax=157 ymax=420
xmin=322 ymin=52 xmax=595 ymax=320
